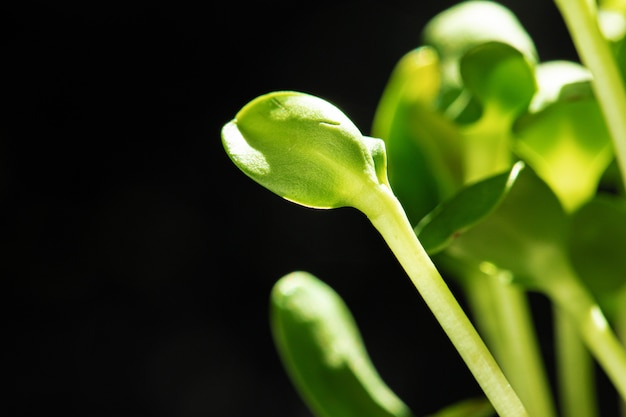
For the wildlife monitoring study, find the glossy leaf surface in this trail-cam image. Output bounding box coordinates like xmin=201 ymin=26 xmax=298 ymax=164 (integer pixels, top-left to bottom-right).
xmin=222 ymin=91 xmax=387 ymax=210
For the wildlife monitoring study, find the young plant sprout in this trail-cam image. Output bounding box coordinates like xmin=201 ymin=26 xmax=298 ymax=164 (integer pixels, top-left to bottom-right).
xmin=221 ymin=1 xmax=626 ymax=416
xmin=222 ymin=90 xmax=528 ymax=417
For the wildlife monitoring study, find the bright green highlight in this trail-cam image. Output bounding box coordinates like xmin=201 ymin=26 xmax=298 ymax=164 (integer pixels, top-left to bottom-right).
xmin=222 ymin=91 xmax=388 ymax=210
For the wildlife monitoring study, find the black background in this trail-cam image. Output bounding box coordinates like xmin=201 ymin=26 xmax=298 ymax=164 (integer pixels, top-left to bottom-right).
xmin=5 ymin=1 xmax=600 ymax=416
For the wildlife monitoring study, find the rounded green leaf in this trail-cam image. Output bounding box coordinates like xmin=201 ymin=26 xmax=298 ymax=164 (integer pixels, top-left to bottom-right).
xmin=422 ymin=0 xmax=537 ymax=116
xmin=415 ymin=161 xmax=525 ymax=255
xmin=271 ymin=271 xmax=413 ymax=417
xmin=460 ymin=42 xmax=536 ymax=116
xmin=222 ymin=91 xmax=387 ymax=209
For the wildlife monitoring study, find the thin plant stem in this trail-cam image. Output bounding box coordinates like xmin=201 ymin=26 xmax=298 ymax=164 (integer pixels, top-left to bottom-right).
xmin=554 ymin=304 xmax=598 ymax=417
xmin=434 ymin=254 xmax=505 ymax=363
xmin=489 ymin=271 xmax=557 ymax=417
xmin=359 ymin=185 xmax=529 ymax=417
xmin=544 ymin=252 xmax=626 ymax=400
xmin=441 ymin=254 xmax=557 ymax=417
xmin=461 ymin=268 xmax=506 ymax=363
xmin=553 ymin=0 xmax=626 ymax=186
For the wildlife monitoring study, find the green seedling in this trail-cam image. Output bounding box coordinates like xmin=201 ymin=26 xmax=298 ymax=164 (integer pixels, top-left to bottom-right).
xmin=223 ymin=90 xmax=527 ymax=417
xmin=221 ymin=1 xmax=626 ymax=416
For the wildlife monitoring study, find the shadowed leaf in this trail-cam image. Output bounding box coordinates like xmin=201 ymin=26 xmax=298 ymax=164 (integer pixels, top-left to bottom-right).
xmin=415 ymin=162 xmax=525 ymax=255
xmin=460 ymin=42 xmax=536 ymax=116
xmin=271 ymin=271 xmax=414 ymax=417
xmin=568 ymin=195 xmax=626 ymax=315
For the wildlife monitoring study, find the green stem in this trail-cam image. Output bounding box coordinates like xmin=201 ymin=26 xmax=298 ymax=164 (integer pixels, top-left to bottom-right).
xmin=544 ymin=254 xmax=626 ymax=400
xmin=488 ymin=270 xmax=557 ymax=417
xmin=444 ymin=256 xmax=556 ymax=417
xmin=554 ymin=304 xmax=598 ymax=417
xmin=359 ymin=185 xmax=528 ymax=417
xmin=461 ymin=267 xmax=506 ymax=363
xmin=553 ymin=0 xmax=626 ymax=185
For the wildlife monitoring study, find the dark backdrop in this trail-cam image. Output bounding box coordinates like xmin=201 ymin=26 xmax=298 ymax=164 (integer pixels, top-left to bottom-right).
xmin=6 ymin=1 xmax=582 ymax=416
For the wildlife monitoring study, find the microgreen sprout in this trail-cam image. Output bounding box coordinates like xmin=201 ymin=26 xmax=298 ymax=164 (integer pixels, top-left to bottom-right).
xmin=223 ymin=90 xmax=528 ymax=417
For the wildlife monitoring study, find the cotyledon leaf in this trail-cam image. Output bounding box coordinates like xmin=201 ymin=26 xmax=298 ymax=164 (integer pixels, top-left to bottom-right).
xmin=421 ymin=0 xmax=537 ymax=92
xmin=270 ymin=271 xmax=413 ymax=417
xmin=454 ymin=42 xmax=536 ymax=185
xmin=222 ymin=91 xmax=388 ymax=211
xmin=459 ymin=42 xmax=536 ymax=117
xmin=415 ymin=161 xmax=525 ymax=255
xmin=513 ymin=61 xmax=614 ymax=211
xmin=421 ymin=0 xmax=537 ymax=123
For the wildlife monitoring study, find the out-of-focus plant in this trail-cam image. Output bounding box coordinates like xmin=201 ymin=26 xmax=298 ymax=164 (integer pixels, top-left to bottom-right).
xmin=221 ymin=1 xmax=626 ymax=416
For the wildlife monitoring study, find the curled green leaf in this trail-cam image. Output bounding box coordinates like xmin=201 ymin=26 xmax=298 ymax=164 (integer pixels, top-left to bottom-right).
xmin=455 ymin=43 xmax=536 ymax=184
xmin=422 ymin=0 xmax=537 ymax=90
xmin=222 ymin=91 xmax=388 ymax=210
xmin=422 ymin=0 xmax=537 ymax=123
xmin=271 ymin=271 xmax=413 ymax=417
xmin=415 ymin=161 xmax=525 ymax=255
xmin=460 ymin=42 xmax=536 ymax=117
